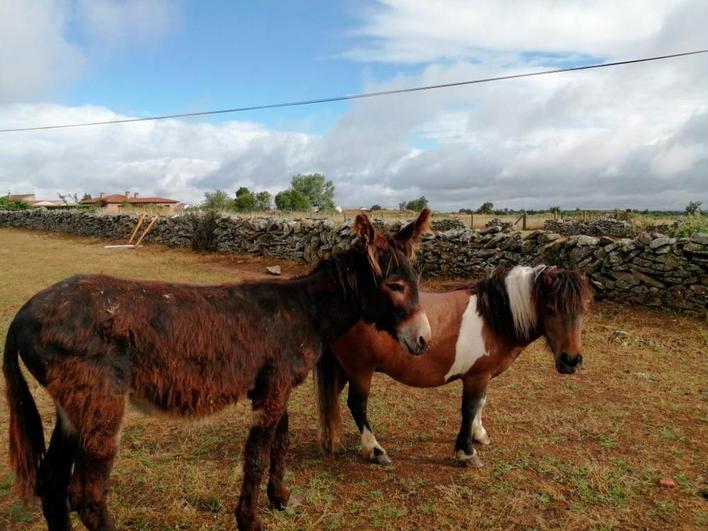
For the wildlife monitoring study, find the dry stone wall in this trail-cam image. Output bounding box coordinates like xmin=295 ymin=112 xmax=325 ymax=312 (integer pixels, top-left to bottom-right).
xmin=543 ymin=218 xmax=632 ymax=237
xmin=1 ymin=209 xmax=706 ymax=314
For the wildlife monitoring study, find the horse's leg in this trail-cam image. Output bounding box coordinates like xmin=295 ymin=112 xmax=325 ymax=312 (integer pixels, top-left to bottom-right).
xmin=267 ymin=410 xmax=289 ymax=510
xmin=347 ymin=373 xmax=390 ymax=465
xmin=67 ymin=392 xmax=125 ymax=531
xmin=472 ymin=392 xmax=491 ymax=445
xmin=37 ymin=408 xmax=79 ymax=531
xmin=236 ymin=383 xmax=290 ymax=531
xmin=454 ymin=375 xmax=490 ymax=468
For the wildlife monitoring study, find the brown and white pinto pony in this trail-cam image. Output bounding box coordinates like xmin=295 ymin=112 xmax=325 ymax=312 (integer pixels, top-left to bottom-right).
xmin=316 ymin=265 xmax=591 ymax=467
xmin=3 ymin=210 xmax=432 ymax=531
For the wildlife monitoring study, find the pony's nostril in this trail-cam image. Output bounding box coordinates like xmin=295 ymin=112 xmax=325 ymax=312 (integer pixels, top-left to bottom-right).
xmin=417 ymin=336 xmax=427 ymax=349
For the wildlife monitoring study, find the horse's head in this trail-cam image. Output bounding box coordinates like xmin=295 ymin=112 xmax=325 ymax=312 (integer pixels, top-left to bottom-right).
xmin=534 ymin=267 xmax=592 ymax=374
xmin=352 ymin=209 xmax=432 ymax=355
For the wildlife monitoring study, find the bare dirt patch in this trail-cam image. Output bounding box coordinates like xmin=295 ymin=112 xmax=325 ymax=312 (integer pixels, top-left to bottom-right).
xmin=0 ymin=228 xmax=705 ymax=530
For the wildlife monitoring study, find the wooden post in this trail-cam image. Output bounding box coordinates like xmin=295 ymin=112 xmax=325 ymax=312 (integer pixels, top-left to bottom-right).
xmin=133 ymin=215 xmax=159 ymax=248
xmin=127 ymin=213 xmax=147 ymax=245
xmin=522 ymin=212 xmax=527 ymax=230
xmin=470 ymin=213 xmax=474 ymax=228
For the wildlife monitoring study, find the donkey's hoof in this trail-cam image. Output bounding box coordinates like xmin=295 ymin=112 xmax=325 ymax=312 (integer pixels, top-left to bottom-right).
xmin=455 ymin=449 xmax=484 ymax=468
xmin=267 ymin=484 xmax=290 ymax=511
xmin=370 ymin=448 xmax=392 ymax=465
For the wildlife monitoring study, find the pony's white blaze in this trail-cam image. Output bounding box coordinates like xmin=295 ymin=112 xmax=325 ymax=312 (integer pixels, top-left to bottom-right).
xmin=504 ymin=265 xmax=543 ymax=339
xmin=445 ymin=295 xmax=487 ymax=381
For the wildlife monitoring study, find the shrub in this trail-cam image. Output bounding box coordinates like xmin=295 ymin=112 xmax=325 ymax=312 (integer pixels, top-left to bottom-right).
xmin=0 ymin=198 xmax=29 ymax=211
xmin=673 ymin=215 xmax=708 ymax=238
xmin=190 ymin=211 xmax=219 ymax=252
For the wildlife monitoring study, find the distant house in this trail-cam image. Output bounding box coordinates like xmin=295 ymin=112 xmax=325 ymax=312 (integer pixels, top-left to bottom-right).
xmin=81 ymin=192 xmax=182 ymax=213
xmin=5 ymin=194 xmax=63 ymax=207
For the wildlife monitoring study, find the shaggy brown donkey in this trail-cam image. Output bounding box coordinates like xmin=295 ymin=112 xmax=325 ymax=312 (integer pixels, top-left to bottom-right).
xmin=4 ymin=210 xmax=432 ymax=531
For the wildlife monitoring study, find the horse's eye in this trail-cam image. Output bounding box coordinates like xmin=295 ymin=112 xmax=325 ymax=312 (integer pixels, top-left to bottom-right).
xmin=386 ymin=282 xmax=405 ymax=293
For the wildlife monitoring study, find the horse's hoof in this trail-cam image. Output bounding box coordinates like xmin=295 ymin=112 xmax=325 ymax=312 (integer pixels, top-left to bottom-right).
xmin=370 ymin=448 xmax=392 ymax=465
xmin=455 ymin=450 xmax=484 ymax=468
xmin=475 ymin=432 xmax=491 ymax=445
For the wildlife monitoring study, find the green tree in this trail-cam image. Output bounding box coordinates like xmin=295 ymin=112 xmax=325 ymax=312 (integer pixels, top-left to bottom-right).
xmin=685 ymin=201 xmax=703 ymax=216
xmin=399 ymin=196 xmax=428 ymax=212
xmin=81 ymin=193 xmax=92 ymax=201
xmin=233 ymin=187 xmax=256 ymax=212
xmin=0 ymin=197 xmax=29 ymax=211
xmin=370 ymin=204 xmax=382 ymax=211
xmin=255 ymin=191 xmax=272 ymax=210
xmin=477 ymin=201 xmax=494 ymax=214
xmin=275 ymin=189 xmax=310 ymax=211
xmin=203 ymin=189 xmax=230 ymax=211
xmin=291 ymin=173 xmax=335 ymax=211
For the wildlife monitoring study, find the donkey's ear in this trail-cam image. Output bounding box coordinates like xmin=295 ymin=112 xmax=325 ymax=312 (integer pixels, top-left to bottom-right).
xmin=394 ymin=207 xmax=431 ymax=255
xmin=353 ymin=213 xmax=376 ymax=244
xmin=353 ymin=213 xmax=383 ymax=277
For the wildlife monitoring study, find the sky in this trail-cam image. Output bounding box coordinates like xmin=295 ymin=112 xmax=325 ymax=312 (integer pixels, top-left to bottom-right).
xmin=1 ymin=0 xmax=706 ymax=211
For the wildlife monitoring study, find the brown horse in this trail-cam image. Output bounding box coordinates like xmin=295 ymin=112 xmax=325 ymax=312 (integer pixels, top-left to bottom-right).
xmin=316 ymin=265 xmax=591 ymax=467
xmin=3 ymin=210 xmax=432 ymax=531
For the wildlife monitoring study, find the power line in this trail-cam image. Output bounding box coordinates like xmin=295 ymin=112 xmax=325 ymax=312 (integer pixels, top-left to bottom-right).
xmin=1 ymin=49 xmax=706 ymax=133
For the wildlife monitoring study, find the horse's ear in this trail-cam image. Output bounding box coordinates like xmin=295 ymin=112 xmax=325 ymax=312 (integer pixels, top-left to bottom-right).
xmin=353 ymin=213 xmax=382 ymax=277
xmin=394 ymin=208 xmax=431 ymax=256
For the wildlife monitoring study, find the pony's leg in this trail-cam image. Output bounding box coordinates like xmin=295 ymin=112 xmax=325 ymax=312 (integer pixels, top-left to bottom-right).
xmin=236 ymin=384 xmax=290 ymax=531
xmin=472 ymin=394 xmax=491 ymax=445
xmin=346 ymin=373 xmax=390 ymax=465
xmin=67 ymin=393 xmax=125 ymax=531
xmin=267 ymin=410 xmax=289 ymax=510
xmin=454 ymin=375 xmax=490 ymax=468
xmin=37 ymin=408 xmax=79 ymax=531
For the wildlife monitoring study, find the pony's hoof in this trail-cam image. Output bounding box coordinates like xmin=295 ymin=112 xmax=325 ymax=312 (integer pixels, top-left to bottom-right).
xmin=475 ymin=432 xmax=491 ymax=445
xmin=370 ymin=448 xmax=392 ymax=465
xmin=456 ymin=449 xmax=484 ymax=468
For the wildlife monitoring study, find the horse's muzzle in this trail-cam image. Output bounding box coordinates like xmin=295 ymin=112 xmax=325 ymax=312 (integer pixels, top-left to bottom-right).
xmin=556 ymin=352 xmax=582 ymax=374
xmin=398 ymin=310 xmax=431 ymax=355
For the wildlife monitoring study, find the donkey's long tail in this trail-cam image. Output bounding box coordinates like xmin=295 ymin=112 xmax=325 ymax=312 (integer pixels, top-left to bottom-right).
xmin=314 ymin=348 xmax=347 ymax=453
xmin=3 ymin=321 xmax=45 ymax=499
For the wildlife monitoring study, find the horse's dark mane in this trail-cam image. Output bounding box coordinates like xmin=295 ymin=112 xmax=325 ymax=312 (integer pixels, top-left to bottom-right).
xmin=472 ymin=265 xmax=591 ymax=345
xmin=534 ymin=267 xmax=592 ymax=315
xmin=472 ymin=268 xmax=520 ymax=343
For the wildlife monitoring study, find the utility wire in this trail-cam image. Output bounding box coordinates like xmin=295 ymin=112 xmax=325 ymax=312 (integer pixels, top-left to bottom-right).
xmin=1 ymin=49 xmax=706 ymax=133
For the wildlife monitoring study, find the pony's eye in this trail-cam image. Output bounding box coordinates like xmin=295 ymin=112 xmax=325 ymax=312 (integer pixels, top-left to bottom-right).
xmin=386 ymin=282 xmax=405 ymax=293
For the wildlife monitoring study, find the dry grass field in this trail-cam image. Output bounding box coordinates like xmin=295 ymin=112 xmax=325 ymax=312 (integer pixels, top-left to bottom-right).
xmin=0 ymin=228 xmax=706 ymax=530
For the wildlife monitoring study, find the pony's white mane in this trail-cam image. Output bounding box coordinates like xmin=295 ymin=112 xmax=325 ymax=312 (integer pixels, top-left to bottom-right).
xmin=504 ymin=265 xmax=545 ymax=339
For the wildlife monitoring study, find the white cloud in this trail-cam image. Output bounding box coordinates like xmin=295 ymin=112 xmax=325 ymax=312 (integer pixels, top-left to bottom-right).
xmin=0 ymin=0 xmax=84 ymax=103
xmin=0 ymin=0 xmax=179 ymax=102
xmin=0 ymin=0 xmax=706 ymax=211
xmin=77 ymin=0 xmax=178 ymax=49
xmin=345 ymin=0 xmax=691 ymax=63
